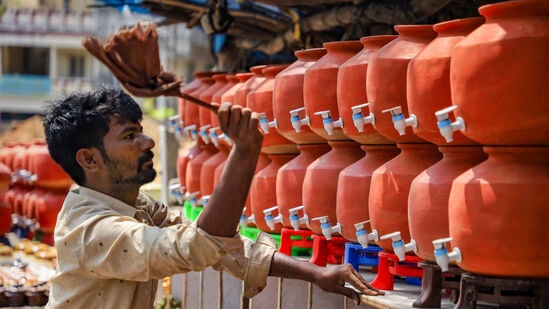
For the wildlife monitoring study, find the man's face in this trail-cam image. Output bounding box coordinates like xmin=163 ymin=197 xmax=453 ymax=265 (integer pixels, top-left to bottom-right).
xmin=101 ymin=116 xmax=156 ymax=187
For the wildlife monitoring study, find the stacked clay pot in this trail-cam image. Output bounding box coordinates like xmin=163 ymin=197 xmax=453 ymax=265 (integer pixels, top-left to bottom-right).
xmin=405 ymin=17 xmax=488 ymax=262
xmin=301 ymin=41 xmax=365 ymax=236
xmin=366 ymin=25 xmax=442 ymax=252
xmin=447 ymin=0 xmax=549 ymax=278
xmin=335 ymin=35 xmax=401 ymax=243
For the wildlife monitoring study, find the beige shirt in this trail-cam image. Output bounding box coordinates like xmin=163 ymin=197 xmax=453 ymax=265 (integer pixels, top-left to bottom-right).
xmin=46 ymin=186 xmax=277 ymax=309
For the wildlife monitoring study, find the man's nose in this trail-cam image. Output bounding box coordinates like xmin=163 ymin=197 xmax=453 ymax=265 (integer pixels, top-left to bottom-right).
xmin=140 ymin=133 xmax=155 ymax=150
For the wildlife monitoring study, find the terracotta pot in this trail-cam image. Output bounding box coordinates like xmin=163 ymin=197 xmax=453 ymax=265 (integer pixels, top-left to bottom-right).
xmin=34 ymin=188 xmax=68 ymax=234
xmin=242 ymin=153 xmax=271 ymax=226
xmin=369 ymin=143 xmax=441 ymax=251
xmin=407 ymin=17 xmax=485 ymax=145
xmin=336 ymin=145 xmax=400 ymax=242
xmin=449 ymin=146 xmax=549 ymax=277
xmin=408 ymin=146 xmax=487 ymax=261
xmin=0 ymin=162 xmax=11 ymax=192
xmin=0 ymin=143 xmax=17 ymax=170
xmin=176 ymin=143 xmax=202 ymax=193
xmin=276 ymin=143 xmax=331 ymax=229
xmin=337 ymin=36 xmax=397 ymax=145
xmin=451 ymin=0 xmax=549 ymax=145
xmin=247 ymin=64 xmax=298 ymax=154
xmin=303 ymin=140 xmax=364 ymax=235
xmin=183 ymin=72 xmax=215 ymax=135
xmin=273 ymin=48 xmax=327 ymax=144
xmin=366 ymin=25 xmax=437 ymax=143
xmin=234 ymin=65 xmax=267 ymax=107
xmin=304 ymin=41 xmax=363 ymax=141
xmin=185 ymin=143 xmax=218 ymax=200
xmin=222 ymin=73 xmax=253 ymax=104
xmin=30 ymin=144 xmax=73 ymax=190
xmin=200 ymin=144 xmax=230 ymax=197
xmin=178 ymin=71 xmax=213 ymax=126
xmin=0 ymin=197 xmax=11 ymax=235
xmin=213 ymin=145 xmax=232 ymax=187
xmin=250 ymin=153 xmax=297 ymax=233
xmin=210 ymin=74 xmax=238 ymax=129
xmin=199 ymin=74 xmax=228 ymax=131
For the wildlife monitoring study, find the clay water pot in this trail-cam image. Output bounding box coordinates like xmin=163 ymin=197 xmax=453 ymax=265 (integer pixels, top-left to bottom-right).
xmin=273 ymin=48 xmax=327 ymax=144
xmin=222 ymin=73 xmax=253 ymax=104
xmin=450 ymin=0 xmax=549 ymax=145
xmin=407 ymin=17 xmax=485 ymax=145
xmin=199 ymin=74 xmax=228 ymax=131
xmin=0 ymin=143 xmax=17 ymax=170
xmin=213 ymin=145 xmax=232 ymax=187
xmin=247 ymin=64 xmax=298 ymax=154
xmin=366 ymin=25 xmax=437 ymax=143
xmin=250 ymin=153 xmax=297 ymax=233
xmin=234 ymin=65 xmax=267 ymax=107
xmin=176 ymin=143 xmax=202 ymax=193
xmin=336 ymin=145 xmax=400 ymax=242
xmin=0 ymin=198 xmax=11 ymax=235
xmin=30 ymin=144 xmax=72 ymax=190
xmin=185 ymin=143 xmax=218 ymax=201
xmin=183 ymin=72 xmax=215 ymax=135
xmin=34 ymin=188 xmax=68 ymax=234
xmin=178 ymin=71 xmax=213 ymax=126
xmin=303 ymin=140 xmax=364 ymax=235
xmin=303 ymin=41 xmax=363 ymax=141
xmin=408 ymin=146 xmax=487 ymax=261
xmin=449 ymin=146 xmax=549 ymax=277
xmin=337 ymin=35 xmax=397 ymax=145
xmin=200 ymin=144 xmax=231 ymax=197
xmin=242 ymin=153 xmax=271 ymax=226
xmin=0 ymin=162 xmax=11 ymax=192
xmin=276 ymin=143 xmax=331 ymax=230
xmin=210 ymin=74 xmax=238 ymax=129
xmin=369 ymin=143 xmax=442 ymax=251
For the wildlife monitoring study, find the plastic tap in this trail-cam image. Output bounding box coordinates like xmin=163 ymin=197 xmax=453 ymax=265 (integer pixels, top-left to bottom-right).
xmin=209 ymin=127 xmax=233 ymax=147
xmin=257 ymin=112 xmax=278 ymax=134
xmin=432 ymin=237 xmax=462 ymax=272
xmin=313 ymin=110 xmax=343 ymax=136
xmin=289 ymin=107 xmax=310 ymax=133
xmin=199 ymin=125 xmax=212 ymax=144
xmin=312 ymin=216 xmax=341 ymax=240
xmin=167 ymin=115 xmax=184 ymax=141
xmin=200 ymin=195 xmax=211 ymax=206
xmin=183 ymin=124 xmax=198 ymax=141
xmin=288 ymin=206 xmax=308 ymax=231
xmin=263 ymin=206 xmax=283 ymax=231
xmin=184 ymin=191 xmax=200 ymax=208
xmin=380 ymin=231 xmax=417 ymax=261
xmin=354 ymin=220 xmax=379 ymax=248
xmin=435 ymin=106 xmax=466 ymax=143
xmin=169 ymin=182 xmax=184 ymax=204
xmin=239 ymin=207 xmax=255 ymax=228
xmin=382 ymin=106 xmax=417 ymax=136
xmin=351 ymin=103 xmax=375 ymax=132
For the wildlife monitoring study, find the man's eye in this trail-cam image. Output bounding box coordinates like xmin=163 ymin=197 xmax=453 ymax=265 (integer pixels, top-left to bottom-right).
xmin=125 ymin=134 xmax=136 ymax=139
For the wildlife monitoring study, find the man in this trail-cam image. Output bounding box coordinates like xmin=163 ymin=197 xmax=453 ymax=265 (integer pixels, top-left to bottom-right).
xmin=42 ymin=87 xmax=383 ymax=308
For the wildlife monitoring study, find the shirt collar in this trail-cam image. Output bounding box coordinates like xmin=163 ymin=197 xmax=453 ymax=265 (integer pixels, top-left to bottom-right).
xmin=75 ymin=185 xmax=138 ymax=218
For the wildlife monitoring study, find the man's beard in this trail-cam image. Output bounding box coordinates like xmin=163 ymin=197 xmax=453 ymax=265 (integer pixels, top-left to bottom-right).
xmin=106 ymin=151 xmax=157 ymax=186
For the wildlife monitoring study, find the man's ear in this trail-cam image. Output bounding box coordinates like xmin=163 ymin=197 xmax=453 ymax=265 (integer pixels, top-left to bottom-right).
xmin=76 ymin=148 xmax=99 ymax=171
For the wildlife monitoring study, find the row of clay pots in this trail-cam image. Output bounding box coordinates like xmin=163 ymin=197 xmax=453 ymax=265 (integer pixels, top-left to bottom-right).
xmin=175 ymin=0 xmax=548 ymax=279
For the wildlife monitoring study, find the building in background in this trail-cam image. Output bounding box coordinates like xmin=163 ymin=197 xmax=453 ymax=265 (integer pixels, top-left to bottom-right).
xmin=0 ymin=0 xmax=214 ymax=131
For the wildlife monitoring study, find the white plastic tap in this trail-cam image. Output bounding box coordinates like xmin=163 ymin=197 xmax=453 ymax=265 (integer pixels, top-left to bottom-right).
xmin=200 ymin=195 xmax=211 ymax=206
xmin=354 ymin=220 xmax=379 ymax=248
xmin=312 ymin=216 xmax=341 ymax=240
xmin=239 ymin=207 xmax=255 ymax=228
xmin=380 ymin=231 xmax=417 ymax=261
xmin=184 ymin=191 xmax=201 ymax=208
xmin=313 ymin=110 xmax=343 ymax=135
xmin=263 ymin=206 xmax=283 ymax=231
xmin=167 ymin=115 xmax=184 ymax=141
xmin=435 ymin=106 xmax=466 ymax=143
xmin=257 ymin=112 xmax=279 ymax=134
xmin=382 ymin=106 xmax=417 ymax=136
xmin=432 ymin=237 xmax=462 ymax=272
xmin=169 ymin=182 xmax=184 ymax=204
xmin=199 ymin=125 xmax=212 ymax=144
xmin=351 ymin=103 xmax=375 ymax=132
xmin=288 ymin=206 xmax=308 ymax=231
xmin=183 ymin=124 xmax=198 ymax=141
xmin=289 ymin=107 xmax=311 ymax=133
